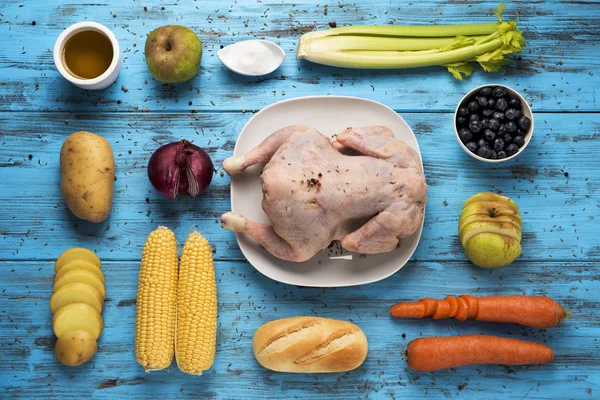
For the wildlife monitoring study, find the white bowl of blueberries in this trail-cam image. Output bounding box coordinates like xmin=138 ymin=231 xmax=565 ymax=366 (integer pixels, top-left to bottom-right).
xmin=455 ymin=84 xmax=533 ymax=162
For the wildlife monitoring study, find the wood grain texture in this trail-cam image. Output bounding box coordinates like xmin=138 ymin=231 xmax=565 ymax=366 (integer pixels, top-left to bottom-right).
xmin=1 ymin=260 xmax=598 ymax=399
xmin=1 ymin=0 xmax=599 ymax=399
xmin=0 ymin=0 xmax=598 ymax=113
xmin=0 ymin=112 xmax=597 ymax=263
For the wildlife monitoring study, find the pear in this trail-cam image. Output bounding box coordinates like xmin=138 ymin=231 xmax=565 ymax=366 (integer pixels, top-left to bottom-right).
xmin=145 ymin=25 xmax=202 ymax=84
xmin=464 ymin=233 xmax=521 ymax=268
xmin=463 ymin=192 xmax=520 ymax=213
xmin=459 ymin=221 xmax=522 ymax=247
xmin=458 ymin=214 xmax=522 ymax=234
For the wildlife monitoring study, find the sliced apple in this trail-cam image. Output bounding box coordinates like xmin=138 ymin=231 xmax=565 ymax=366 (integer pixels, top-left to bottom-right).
xmin=460 ymin=202 xmax=522 ymax=224
xmin=54 ymin=269 xmax=106 ymax=299
xmin=55 ymin=260 xmax=105 ymax=283
xmin=460 ymin=221 xmax=522 ymax=247
xmin=53 ymin=303 xmax=103 ymax=340
xmin=55 ymin=248 xmax=101 ymax=273
xmin=459 ymin=214 xmax=522 ymax=236
xmin=464 ymin=233 xmax=521 ymax=268
xmin=463 ymin=192 xmax=520 ymax=213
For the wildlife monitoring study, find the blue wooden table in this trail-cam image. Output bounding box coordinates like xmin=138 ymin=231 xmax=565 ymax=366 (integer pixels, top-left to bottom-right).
xmin=1 ymin=1 xmax=598 ymax=399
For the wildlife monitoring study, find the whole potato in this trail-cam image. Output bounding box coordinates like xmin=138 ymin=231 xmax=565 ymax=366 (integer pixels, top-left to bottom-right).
xmin=60 ymin=131 xmax=114 ymax=223
xmin=55 ymin=330 xmax=98 ymax=366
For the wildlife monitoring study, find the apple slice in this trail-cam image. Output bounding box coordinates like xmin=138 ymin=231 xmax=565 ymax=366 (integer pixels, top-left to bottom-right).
xmin=460 ymin=202 xmax=522 ymax=224
xmin=460 ymin=221 xmax=522 ymax=247
xmin=459 ymin=214 xmax=522 ymax=234
xmin=463 ymin=192 xmax=520 ymax=213
xmin=464 ymin=233 xmax=521 ymax=268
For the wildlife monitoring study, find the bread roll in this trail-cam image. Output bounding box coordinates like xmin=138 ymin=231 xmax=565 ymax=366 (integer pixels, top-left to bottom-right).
xmin=253 ymin=316 xmax=368 ymax=373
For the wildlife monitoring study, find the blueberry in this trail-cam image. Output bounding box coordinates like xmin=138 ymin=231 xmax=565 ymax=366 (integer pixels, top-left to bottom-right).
xmin=478 ymin=138 xmax=488 ymax=148
xmin=489 ymin=150 xmax=498 ymax=159
xmin=497 ymin=150 xmax=507 ymax=159
xmin=469 ymin=120 xmax=483 ymax=133
xmin=465 ymin=141 xmax=478 ymax=153
xmin=504 ymin=133 xmax=513 ymax=143
xmin=513 ymin=135 xmax=525 ymax=147
xmin=477 ymin=96 xmax=488 ymax=108
xmin=493 ymin=138 xmax=505 ymax=152
xmin=468 ymin=101 xmax=480 ymax=113
xmin=483 ymin=129 xmax=496 ymax=142
xmin=477 ymin=146 xmax=493 ymax=159
xmin=481 ymin=118 xmax=490 ymax=129
xmin=498 ymin=124 xmax=507 ymax=136
xmin=482 ymin=109 xmax=493 ymax=117
xmin=506 ymin=143 xmax=519 ymax=156
xmin=518 ymin=116 xmax=531 ymax=130
xmin=506 ymin=121 xmax=518 ymax=133
xmin=487 ymin=97 xmax=496 ymax=109
xmin=469 ymin=114 xmax=480 ymax=122
xmin=509 ymin=97 xmax=521 ymax=108
xmin=492 ymin=86 xmax=507 ymax=98
xmin=493 ymin=111 xmax=505 ymax=121
xmin=457 ymin=116 xmax=468 ymax=126
xmin=479 ymin=87 xmax=492 ymax=97
xmin=458 ymin=106 xmax=469 ymax=117
xmin=489 ymin=118 xmax=500 ymax=131
xmin=495 ymin=98 xmax=508 ymax=111
xmin=459 ymin=128 xmax=473 ymax=143
xmin=505 ymin=108 xmax=519 ymax=120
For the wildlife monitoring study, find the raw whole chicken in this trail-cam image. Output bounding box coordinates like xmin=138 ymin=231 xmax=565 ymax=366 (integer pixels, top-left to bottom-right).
xmin=221 ymin=125 xmax=427 ymax=262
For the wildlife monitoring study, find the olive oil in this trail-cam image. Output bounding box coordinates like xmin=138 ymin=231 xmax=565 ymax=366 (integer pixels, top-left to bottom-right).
xmin=63 ymin=30 xmax=113 ymax=79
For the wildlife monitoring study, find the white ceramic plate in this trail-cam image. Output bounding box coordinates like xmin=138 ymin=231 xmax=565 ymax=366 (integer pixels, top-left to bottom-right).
xmin=229 ymin=96 xmax=425 ymax=287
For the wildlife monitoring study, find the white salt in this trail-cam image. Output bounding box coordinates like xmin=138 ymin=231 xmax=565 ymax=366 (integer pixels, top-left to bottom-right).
xmin=218 ymin=40 xmax=286 ymax=76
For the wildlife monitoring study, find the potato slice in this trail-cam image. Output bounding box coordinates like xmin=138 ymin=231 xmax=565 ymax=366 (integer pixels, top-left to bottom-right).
xmin=55 ymin=247 xmax=102 ymax=273
xmin=53 ymin=303 xmax=103 ymax=339
xmin=55 ymin=260 xmax=104 ymax=283
xmin=50 ymin=283 xmax=104 ymax=314
xmin=54 ymin=269 xmax=106 ymax=298
xmin=55 ymin=330 xmax=98 ymax=366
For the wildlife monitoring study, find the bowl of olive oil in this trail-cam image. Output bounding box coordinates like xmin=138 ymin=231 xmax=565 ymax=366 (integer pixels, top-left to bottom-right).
xmin=54 ymin=22 xmax=120 ymax=90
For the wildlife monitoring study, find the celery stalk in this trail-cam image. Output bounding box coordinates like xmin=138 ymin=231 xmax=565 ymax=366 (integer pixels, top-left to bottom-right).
xmin=296 ymin=3 xmax=525 ymax=79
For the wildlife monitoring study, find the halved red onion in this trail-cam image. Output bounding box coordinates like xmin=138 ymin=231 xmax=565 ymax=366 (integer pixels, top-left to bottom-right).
xmin=147 ymin=140 xmax=213 ymax=199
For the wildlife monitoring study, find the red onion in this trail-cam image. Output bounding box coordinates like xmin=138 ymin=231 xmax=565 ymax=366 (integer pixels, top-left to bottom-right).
xmin=148 ymin=140 xmax=213 ymax=199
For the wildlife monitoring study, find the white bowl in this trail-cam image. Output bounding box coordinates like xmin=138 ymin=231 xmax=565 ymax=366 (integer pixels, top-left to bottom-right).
xmin=217 ymin=40 xmax=286 ymax=77
xmin=454 ymin=84 xmax=534 ymax=163
xmin=54 ymin=22 xmax=120 ymax=90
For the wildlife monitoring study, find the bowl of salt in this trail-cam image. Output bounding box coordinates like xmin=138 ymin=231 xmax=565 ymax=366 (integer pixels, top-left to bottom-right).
xmin=218 ymin=40 xmax=286 ymax=77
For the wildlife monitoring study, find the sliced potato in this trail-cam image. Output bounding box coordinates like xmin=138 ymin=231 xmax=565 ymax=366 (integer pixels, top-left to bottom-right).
xmin=50 ymin=283 xmax=104 ymax=314
xmin=54 ymin=269 xmax=106 ymax=298
xmin=55 ymin=260 xmax=104 ymax=283
xmin=53 ymin=303 xmax=103 ymax=339
xmin=55 ymin=248 xmax=101 ymax=273
xmin=55 ymin=330 xmax=98 ymax=366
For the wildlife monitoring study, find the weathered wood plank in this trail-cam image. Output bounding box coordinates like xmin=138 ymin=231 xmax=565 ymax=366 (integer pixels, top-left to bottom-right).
xmin=1 ymin=260 xmax=598 ymax=399
xmin=0 ymin=0 xmax=598 ymax=113
xmin=0 ymin=112 xmax=597 ymax=263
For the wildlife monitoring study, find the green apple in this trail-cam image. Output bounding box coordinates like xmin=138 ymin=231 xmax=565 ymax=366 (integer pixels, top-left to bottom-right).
xmin=463 ymin=192 xmax=520 ymax=213
xmin=463 ymin=233 xmax=521 ymax=268
xmin=458 ymin=214 xmax=522 ymax=234
xmin=460 ymin=221 xmax=522 ymax=247
xmin=459 ymin=192 xmax=523 ymax=269
xmin=145 ymin=25 xmax=202 ymax=83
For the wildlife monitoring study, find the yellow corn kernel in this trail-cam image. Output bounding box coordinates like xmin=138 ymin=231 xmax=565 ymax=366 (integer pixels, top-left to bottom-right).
xmin=135 ymin=226 xmax=178 ymax=372
xmin=176 ymin=232 xmax=217 ymax=375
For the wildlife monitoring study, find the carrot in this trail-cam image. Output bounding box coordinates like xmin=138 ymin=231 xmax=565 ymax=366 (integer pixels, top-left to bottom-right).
xmin=390 ymin=295 xmax=565 ymax=328
xmin=406 ymin=335 xmax=554 ymax=372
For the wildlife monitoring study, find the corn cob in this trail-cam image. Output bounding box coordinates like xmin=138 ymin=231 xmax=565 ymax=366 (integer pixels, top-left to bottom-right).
xmin=176 ymin=232 xmax=218 ymax=375
xmin=135 ymin=226 xmax=178 ymax=372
